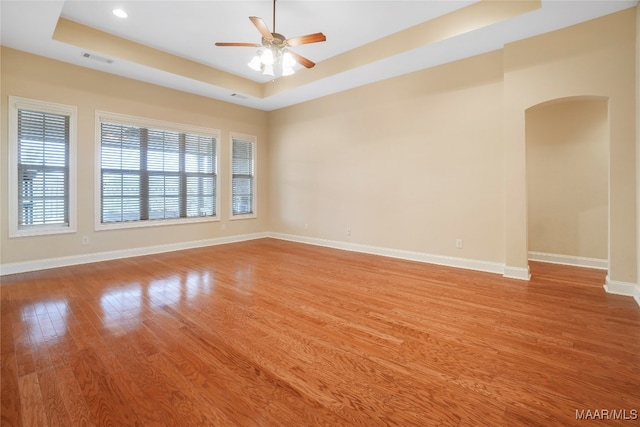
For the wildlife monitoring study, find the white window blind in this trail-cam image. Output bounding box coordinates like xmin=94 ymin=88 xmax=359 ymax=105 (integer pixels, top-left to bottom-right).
xmin=100 ymin=120 xmax=217 ymax=224
xmin=17 ymin=109 xmax=70 ymax=228
xmin=231 ymin=137 xmax=255 ymax=216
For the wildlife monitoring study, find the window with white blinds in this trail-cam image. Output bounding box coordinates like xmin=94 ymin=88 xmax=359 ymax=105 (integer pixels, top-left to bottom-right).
xmin=8 ymin=97 xmax=77 ymax=237
xmin=98 ymin=114 xmax=218 ymax=227
xmin=231 ymin=134 xmax=256 ymax=218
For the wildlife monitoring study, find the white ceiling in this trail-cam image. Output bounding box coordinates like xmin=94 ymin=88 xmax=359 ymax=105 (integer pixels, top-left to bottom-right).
xmin=1 ymin=1 xmax=637 ymax=111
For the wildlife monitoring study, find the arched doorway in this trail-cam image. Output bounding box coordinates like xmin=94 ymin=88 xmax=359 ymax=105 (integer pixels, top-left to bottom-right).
xmin=525 ymin=97 xmax=609 ymax=271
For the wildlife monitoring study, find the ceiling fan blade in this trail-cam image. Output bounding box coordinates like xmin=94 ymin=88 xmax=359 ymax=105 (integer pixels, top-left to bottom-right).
xmin=285 ymin=32 xmax=326 ymax=47
xmin=249 ymin=16 xmax=274 ymax=41
xmin=215 ymin=42 xmax=262 ymax=47
xmin=288 ymin=50 xmax=316 ymax=69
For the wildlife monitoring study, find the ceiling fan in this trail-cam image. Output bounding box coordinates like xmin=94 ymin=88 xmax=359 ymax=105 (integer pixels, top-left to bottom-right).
xmin=215 ymin=0 xmax=326 ymax=76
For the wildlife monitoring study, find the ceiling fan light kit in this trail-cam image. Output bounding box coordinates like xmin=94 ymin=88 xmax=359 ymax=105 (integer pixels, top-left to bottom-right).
xmin=249 ymin=48 xmax=296 ymax=76
xmin=215 ymin=0 xmax=326 ymax=78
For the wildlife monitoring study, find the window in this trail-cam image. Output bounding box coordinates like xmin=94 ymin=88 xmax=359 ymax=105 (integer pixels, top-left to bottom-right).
xmin=8 ymin=96 xmax=77 ymax=237
xmin=97 ymin=112 xmax=219 ymax=229
xmin=231 ymin=134 xmax=256 ymax=218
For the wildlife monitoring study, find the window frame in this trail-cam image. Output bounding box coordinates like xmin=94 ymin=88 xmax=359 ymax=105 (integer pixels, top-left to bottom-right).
xmin=8 ymin=96 xmax=77 ymax=238
xmin=230 ymin=132 xmax=257 ymax=220
xmin=95 ymin=111 xmax=220 ymax=231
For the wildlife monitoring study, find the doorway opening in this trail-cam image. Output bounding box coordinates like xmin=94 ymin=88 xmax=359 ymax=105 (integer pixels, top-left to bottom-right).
xmin=525 ymin=97 xmax=609 ymax=273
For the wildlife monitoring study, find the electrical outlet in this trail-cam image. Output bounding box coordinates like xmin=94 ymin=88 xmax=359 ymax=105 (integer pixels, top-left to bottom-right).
xmin=455 ymin=239 xmax=463 ymax=249
xmin=221 ymin=223 xmax=226 ymax=231
xmin=82 ymin=236 xmax=89 ymax=245
xmin=304 ymin=223 xmax=309 ymax=231
xmin=346 ymin=228 xmax=351 ymax=236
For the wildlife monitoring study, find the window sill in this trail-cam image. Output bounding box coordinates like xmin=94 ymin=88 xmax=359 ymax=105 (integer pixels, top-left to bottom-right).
xmin=230 ymin=213 xmax=257 ymax=221
xmin=96 ymin=215 xmax=219 ymax=231
xmin=9 ymin=225 xmax=76 ymax=238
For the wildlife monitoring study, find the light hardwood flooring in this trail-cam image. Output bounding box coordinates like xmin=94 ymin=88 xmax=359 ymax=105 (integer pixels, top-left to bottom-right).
xmin=1 ymin=238 xmax=639 ymax=426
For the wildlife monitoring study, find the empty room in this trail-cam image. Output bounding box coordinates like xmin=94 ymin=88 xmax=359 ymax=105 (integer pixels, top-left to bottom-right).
xmin=1 ymin=0 xmax=640 ymax=425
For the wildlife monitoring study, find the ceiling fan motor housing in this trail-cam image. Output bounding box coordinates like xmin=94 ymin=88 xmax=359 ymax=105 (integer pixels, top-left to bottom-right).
xmin=264 ymin=33 xmax=287 ymax=48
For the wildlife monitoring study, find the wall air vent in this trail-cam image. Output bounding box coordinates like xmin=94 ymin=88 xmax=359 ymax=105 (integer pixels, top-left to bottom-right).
xmin=81 ymin=52 xmax=114 ymax=64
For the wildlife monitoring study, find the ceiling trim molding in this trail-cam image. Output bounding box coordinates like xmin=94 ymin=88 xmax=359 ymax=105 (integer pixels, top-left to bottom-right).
xmin=52 ymin=17 xmax=264 ymax=98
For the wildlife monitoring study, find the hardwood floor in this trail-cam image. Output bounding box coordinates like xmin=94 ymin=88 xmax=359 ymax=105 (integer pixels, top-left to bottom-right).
xmin=1 ymin=238 xmax=639 ymax=426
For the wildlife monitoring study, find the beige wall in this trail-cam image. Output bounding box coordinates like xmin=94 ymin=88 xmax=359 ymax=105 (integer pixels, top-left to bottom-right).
xmin=504 ymin=8 xmax=636 ymax=283
xmin=270 ymin=9 xmax=637 ymax=282
xmin=0 ymin=47 xmax=269 ymax=265
xmin=526 ymin=99 xmax=608 ymax=259
xmin=269 ymin=51 xmax=506 ymax=262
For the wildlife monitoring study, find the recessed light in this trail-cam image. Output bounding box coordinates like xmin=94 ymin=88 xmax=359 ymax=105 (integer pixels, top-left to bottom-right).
xmin=112 ymin=8 xmax=128 ymax=18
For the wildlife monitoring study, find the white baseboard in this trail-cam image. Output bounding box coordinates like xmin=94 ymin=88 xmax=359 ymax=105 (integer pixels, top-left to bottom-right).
xmin=10 ymin=231 xmax=629 ymax=293
xmin=0 ymin=231 xmax=513 ymax=278
xmin=503 ymin=265 xmax=531 ymax=281
xmin=268 ymin=232 xmax=506 ymax=275
xmin=603 ymin=275 xmax=640 ymax=307
xmin=0 ymin=232 xmax=269 ymax=277
xmin=528 ymin=251 xmax=608 ymax=270
xmin=5 ymin=231 xmax=636 ymax=308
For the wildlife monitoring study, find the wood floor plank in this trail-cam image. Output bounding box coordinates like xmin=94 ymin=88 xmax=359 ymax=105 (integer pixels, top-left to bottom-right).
xmin=1 ymin=238 xmax=639 ymax=426
xmin=1 ymin=353 xmax=23 ymax=427
xmin=11 ymin=311 xmax=36 ymax=378
xmin=37 ymin=368 xmax=72 ymax=427
xmin=147 ymin=351 xmax=237 ymax=426
xmin=1 ymin=298 xmax=16 ymax=357
xmin=17 ymin=372 xmax=48 ymax=427
xmin=52 ymin=364 xmax=96 ymax=427
xmin=69 ymin=347 xmax=141 ymax=426
xmin=108 ymin=331 xmax=200 ymax=427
